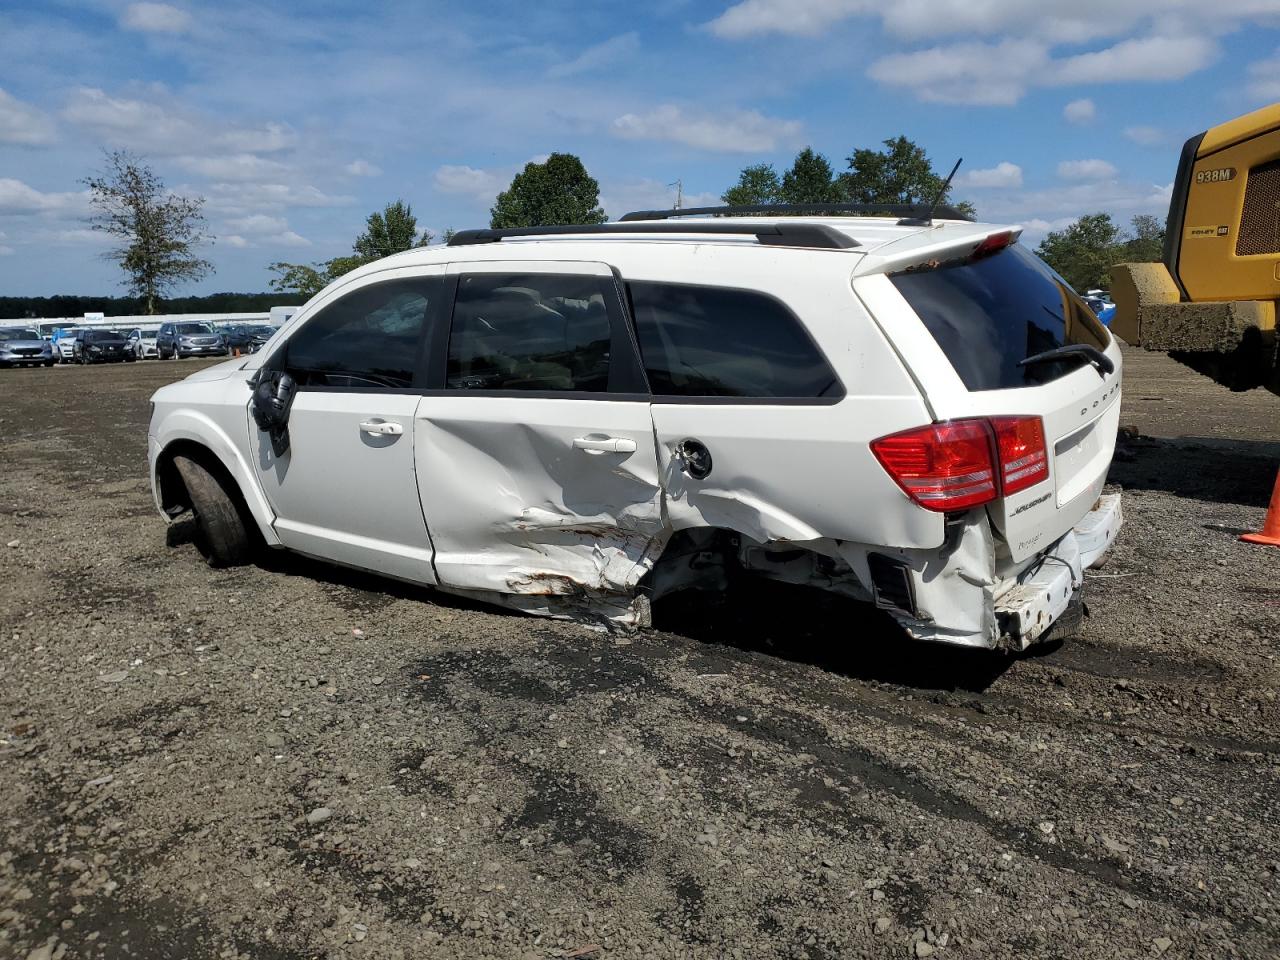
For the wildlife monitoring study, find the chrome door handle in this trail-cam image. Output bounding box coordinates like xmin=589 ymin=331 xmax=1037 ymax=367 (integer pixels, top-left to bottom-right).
xmin=359 ymin=420 xmax=403 ymax=436
xmin=573 ymin=435 xmax=637 ymax=454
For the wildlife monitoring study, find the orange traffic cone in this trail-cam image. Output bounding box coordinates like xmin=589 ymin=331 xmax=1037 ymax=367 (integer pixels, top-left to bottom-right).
xmin=1241 ymin=466 xmax=1280 ymax=546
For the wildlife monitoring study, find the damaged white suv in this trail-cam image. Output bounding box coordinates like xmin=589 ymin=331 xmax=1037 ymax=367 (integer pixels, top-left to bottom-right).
xmin=148 ymin=205 xmax=1122 ymax=651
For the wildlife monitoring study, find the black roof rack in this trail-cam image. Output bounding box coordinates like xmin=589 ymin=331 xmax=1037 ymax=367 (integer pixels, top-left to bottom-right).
xmin=446 ymin=221 xmax=859 ymax=250
xmin=619 ymin=202 xmax=976 ymax=224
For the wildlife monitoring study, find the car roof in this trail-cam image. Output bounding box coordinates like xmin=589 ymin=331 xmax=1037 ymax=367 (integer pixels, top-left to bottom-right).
xmin=350 ymin=214 xmax=1020 ymax=280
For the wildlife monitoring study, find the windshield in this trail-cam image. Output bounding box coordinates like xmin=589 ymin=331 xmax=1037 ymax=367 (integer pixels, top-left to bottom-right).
xmin=889 ymin=244 xmax=1109 ymax=391
xmin=85 ymin=330 xmax=124 ymax=342
xmin=0 ymin=328 xmax=40 ymax=340
xmin=176 ymin=323 xmax=214 ymax=335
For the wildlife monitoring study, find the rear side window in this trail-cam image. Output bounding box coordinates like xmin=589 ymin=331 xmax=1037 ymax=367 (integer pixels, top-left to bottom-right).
xmin=628 ymin=282 xmax=842 ymax=399
xmin=889 ymin=244 xmax=1109 ymax=391
xmin=447 ymin=274 xmax=614 ymax=392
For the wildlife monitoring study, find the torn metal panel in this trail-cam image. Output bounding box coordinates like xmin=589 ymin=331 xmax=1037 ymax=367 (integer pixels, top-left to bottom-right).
xmin=413 ymin=396 xmax=666 ymax=604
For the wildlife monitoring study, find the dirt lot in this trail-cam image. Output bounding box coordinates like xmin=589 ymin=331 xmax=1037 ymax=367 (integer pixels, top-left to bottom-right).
xmin=2 ymin=349 xmax=1279 ymax=960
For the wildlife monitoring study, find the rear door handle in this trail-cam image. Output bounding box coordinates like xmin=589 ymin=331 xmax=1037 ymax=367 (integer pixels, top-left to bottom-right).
xmin=359 ymin=419 xmax=403 ymax=436
xmin=573 ymin=435 xmax=637 ymax=454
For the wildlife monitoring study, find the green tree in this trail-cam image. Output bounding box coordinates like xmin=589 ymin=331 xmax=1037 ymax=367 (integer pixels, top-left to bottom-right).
xmin=1036 ymin=213 xmax=1124 ymax=291
xmin=838 ymin=136 xmax=975 ymax=218
xmin=1037 ymin=213 xmax=1166 ymax=291
xmin=490 ymin=153 xmax=607 ymax=228
xmin=721 ymin=163 xmax=781 ymax=206
xmin=269 ymin=200 xmax=435 ymax=297
xmin=780 ymin=147 xmax=842 ymax=204
xmin=1119 ymin=214 xmax=1165 ymax=263
xmin=82 ymin=150 xmax=214 ymax=314
xmin=353 ymin=199 xmax=431 ymax=260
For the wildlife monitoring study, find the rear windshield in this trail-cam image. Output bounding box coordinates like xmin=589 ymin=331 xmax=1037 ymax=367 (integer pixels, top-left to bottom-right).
xmin=889 ymin=244 xmax=1109 ymax=391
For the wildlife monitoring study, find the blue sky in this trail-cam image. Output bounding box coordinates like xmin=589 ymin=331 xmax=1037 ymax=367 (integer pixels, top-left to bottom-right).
xmin=1 ymin=0 xmax=1278 ymax=296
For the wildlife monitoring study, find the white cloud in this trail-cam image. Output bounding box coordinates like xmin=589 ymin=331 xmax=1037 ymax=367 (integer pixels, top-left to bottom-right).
xmin=224 ymin=214 xmax=288 ymax=235
xmin=0 ymin=246 xmax=13 ymax=256
xmin=867 ymin=39 xmax=1047 ymax=106
xmin=344 ymin=159 xmax=382 ymax=177
xmin=0 ymin=178 xmax=89 ymax=216
xmin=1123 ymin=125 xmax=1166 ymax=145
xmin=176 ymin=153 xmax=290 ymax=181
xmin=598 ymin=178 xmax=721 ymax=220
xmin=1063 ymin=98 xmax=1095 ymax=124
xmin=222 ymin=234 xmax=249 ymax=248
xmin=0 ymin=89 xmax=56 ymax=146
xmin=548 ymin=33 xmax=639 ymax=78
xmin=705 ymin=0 xmax=868 ymax=39
xmin=268 ymin=230 xmax=310 ymax=247
xmin=1058 ymin=159 xmax=1119 ymax=180
xmin=203 ymin=181 xmax=355 ymax=216
xmin=612 ymin=104 xmax=801 ymax=152
xmin=1052 ymin=35 xmax=1217 ymax=85
xmin=956 ymin=162 xmax=1023 ymax=189
xmin=1246 ymin=48 xmax=1280 ymax=101
xmin=433 ymin=164 xmax=508 ymax=203
xmin=120 ymin=3 xmax=192 ymax=34
xmin=710 ymin=1 xmax=1280 ymax=43
xmin=62 ymin=88 xmax=296 ymax=158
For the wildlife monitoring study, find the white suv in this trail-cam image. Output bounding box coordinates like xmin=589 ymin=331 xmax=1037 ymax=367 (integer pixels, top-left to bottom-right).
xmin=148 ymin=207 xmax=1122 ymax=651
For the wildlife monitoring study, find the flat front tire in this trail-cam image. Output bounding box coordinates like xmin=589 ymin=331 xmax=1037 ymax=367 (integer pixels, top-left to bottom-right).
xmin=172 ymin=455 xmax=253 ymax=567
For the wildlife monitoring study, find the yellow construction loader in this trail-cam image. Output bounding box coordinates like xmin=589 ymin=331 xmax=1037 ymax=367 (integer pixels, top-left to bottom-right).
xmin=1111 ymin=102 xmax=1280 ymax=394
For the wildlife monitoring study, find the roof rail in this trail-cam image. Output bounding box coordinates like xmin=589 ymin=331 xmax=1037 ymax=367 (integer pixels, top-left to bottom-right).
xmin=446 ymin=221 xmax=860 ymax=250
xmin=619 ymin=202 xmax=976 ymax=224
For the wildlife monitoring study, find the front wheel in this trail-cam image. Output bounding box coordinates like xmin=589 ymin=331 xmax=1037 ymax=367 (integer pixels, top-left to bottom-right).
xmin=43 ymin=359 xmax=54 ymax=367
xmin=171 ymin=455 xmax=253 ymax=567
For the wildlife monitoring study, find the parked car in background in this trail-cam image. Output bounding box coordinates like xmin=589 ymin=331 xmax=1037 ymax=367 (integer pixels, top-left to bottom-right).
xmin=157 ymin=321 xmax=229 ymax=360
xmin=222 ymin=324 xmax=276 ymax=354
xmin=1083 ymin=290 xmax=1116 ymax=327
xmin=126 ymin=328 xmax=160 ymax=359
xmin=148 ymin=207 xmax=1122 ymax=653
xmin=72 ymin=328 xmax=133 ymax=364
xmin=50 ymin=327 xmax=81 ymax=363
xmin=0 ymin=326 xmax=54 ymax=367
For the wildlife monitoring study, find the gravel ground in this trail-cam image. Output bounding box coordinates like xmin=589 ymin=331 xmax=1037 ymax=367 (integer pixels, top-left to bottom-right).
xmin=2 ymin=349 xmax=1279 ymax=960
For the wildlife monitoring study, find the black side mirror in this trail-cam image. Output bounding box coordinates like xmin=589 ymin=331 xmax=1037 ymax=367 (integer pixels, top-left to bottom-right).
xmin=251 ymin=369 xmax=297 ymax=453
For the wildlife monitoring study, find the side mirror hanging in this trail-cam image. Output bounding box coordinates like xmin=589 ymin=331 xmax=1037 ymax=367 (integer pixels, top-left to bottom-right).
xmin=251 ymin=369 xmax=297 ymax=454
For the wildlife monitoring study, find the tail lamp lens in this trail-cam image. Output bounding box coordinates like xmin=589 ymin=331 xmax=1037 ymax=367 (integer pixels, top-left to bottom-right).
xmin=991 ymin=416 xmax=1048 ymax=494
xmin=870 ymin=420 xmax=998 ymax=511
xmin=871 ymin=416 xmax=1047 ymax=512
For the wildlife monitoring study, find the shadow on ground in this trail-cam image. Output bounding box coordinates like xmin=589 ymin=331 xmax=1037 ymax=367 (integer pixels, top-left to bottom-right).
xmin=1109 ymin=432 xmax=1278 ymax=507
xmin=653 ymin=579 xmax=1031 ymax=694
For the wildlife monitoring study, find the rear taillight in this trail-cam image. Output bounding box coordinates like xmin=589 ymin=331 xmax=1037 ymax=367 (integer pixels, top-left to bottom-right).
xmin=990 ymin=416 xmax=1048 ymax=495
xmin=871 ymin=416 xmax=1048 ymax=512
xmin=870 ymin=420 xmax=997 ymax=511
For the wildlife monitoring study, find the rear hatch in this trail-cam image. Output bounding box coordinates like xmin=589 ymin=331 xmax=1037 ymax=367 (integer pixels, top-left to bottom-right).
xmin=880 ymin=239 xmax=1122 ymax=563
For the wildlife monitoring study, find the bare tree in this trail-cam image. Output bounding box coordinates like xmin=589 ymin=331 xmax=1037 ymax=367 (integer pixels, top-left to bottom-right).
xmin=83 ymin=150 xmax=214 ymax=314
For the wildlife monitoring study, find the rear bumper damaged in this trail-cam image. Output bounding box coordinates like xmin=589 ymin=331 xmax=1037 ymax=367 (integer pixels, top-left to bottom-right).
xmin=875 ymin=494 xmax=1123 ymax=651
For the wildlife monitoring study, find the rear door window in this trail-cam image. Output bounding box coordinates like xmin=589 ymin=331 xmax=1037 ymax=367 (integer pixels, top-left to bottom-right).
xmin=446 ymin=273 xmax=615 ymax=392
xmin=889 ymin=244 xmax=1109 ymax=391
xmin=627 ymin=282 xmax=842 ymax=400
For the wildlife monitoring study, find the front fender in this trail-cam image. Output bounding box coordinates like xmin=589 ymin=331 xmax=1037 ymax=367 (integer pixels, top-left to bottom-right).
xmin=151 ymin=406 xmax=281 ymax=547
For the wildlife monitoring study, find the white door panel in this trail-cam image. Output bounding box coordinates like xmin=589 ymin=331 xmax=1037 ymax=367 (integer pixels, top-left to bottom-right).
xmin=414 ymin=396 xmax=663 ymax=597
xmin=252 ymin=392 xmax=436 ymax=583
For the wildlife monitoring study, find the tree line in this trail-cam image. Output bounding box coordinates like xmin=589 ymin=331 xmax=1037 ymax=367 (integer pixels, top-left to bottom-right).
xmin=71 ymin=144 xmax=1164 ymax=311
